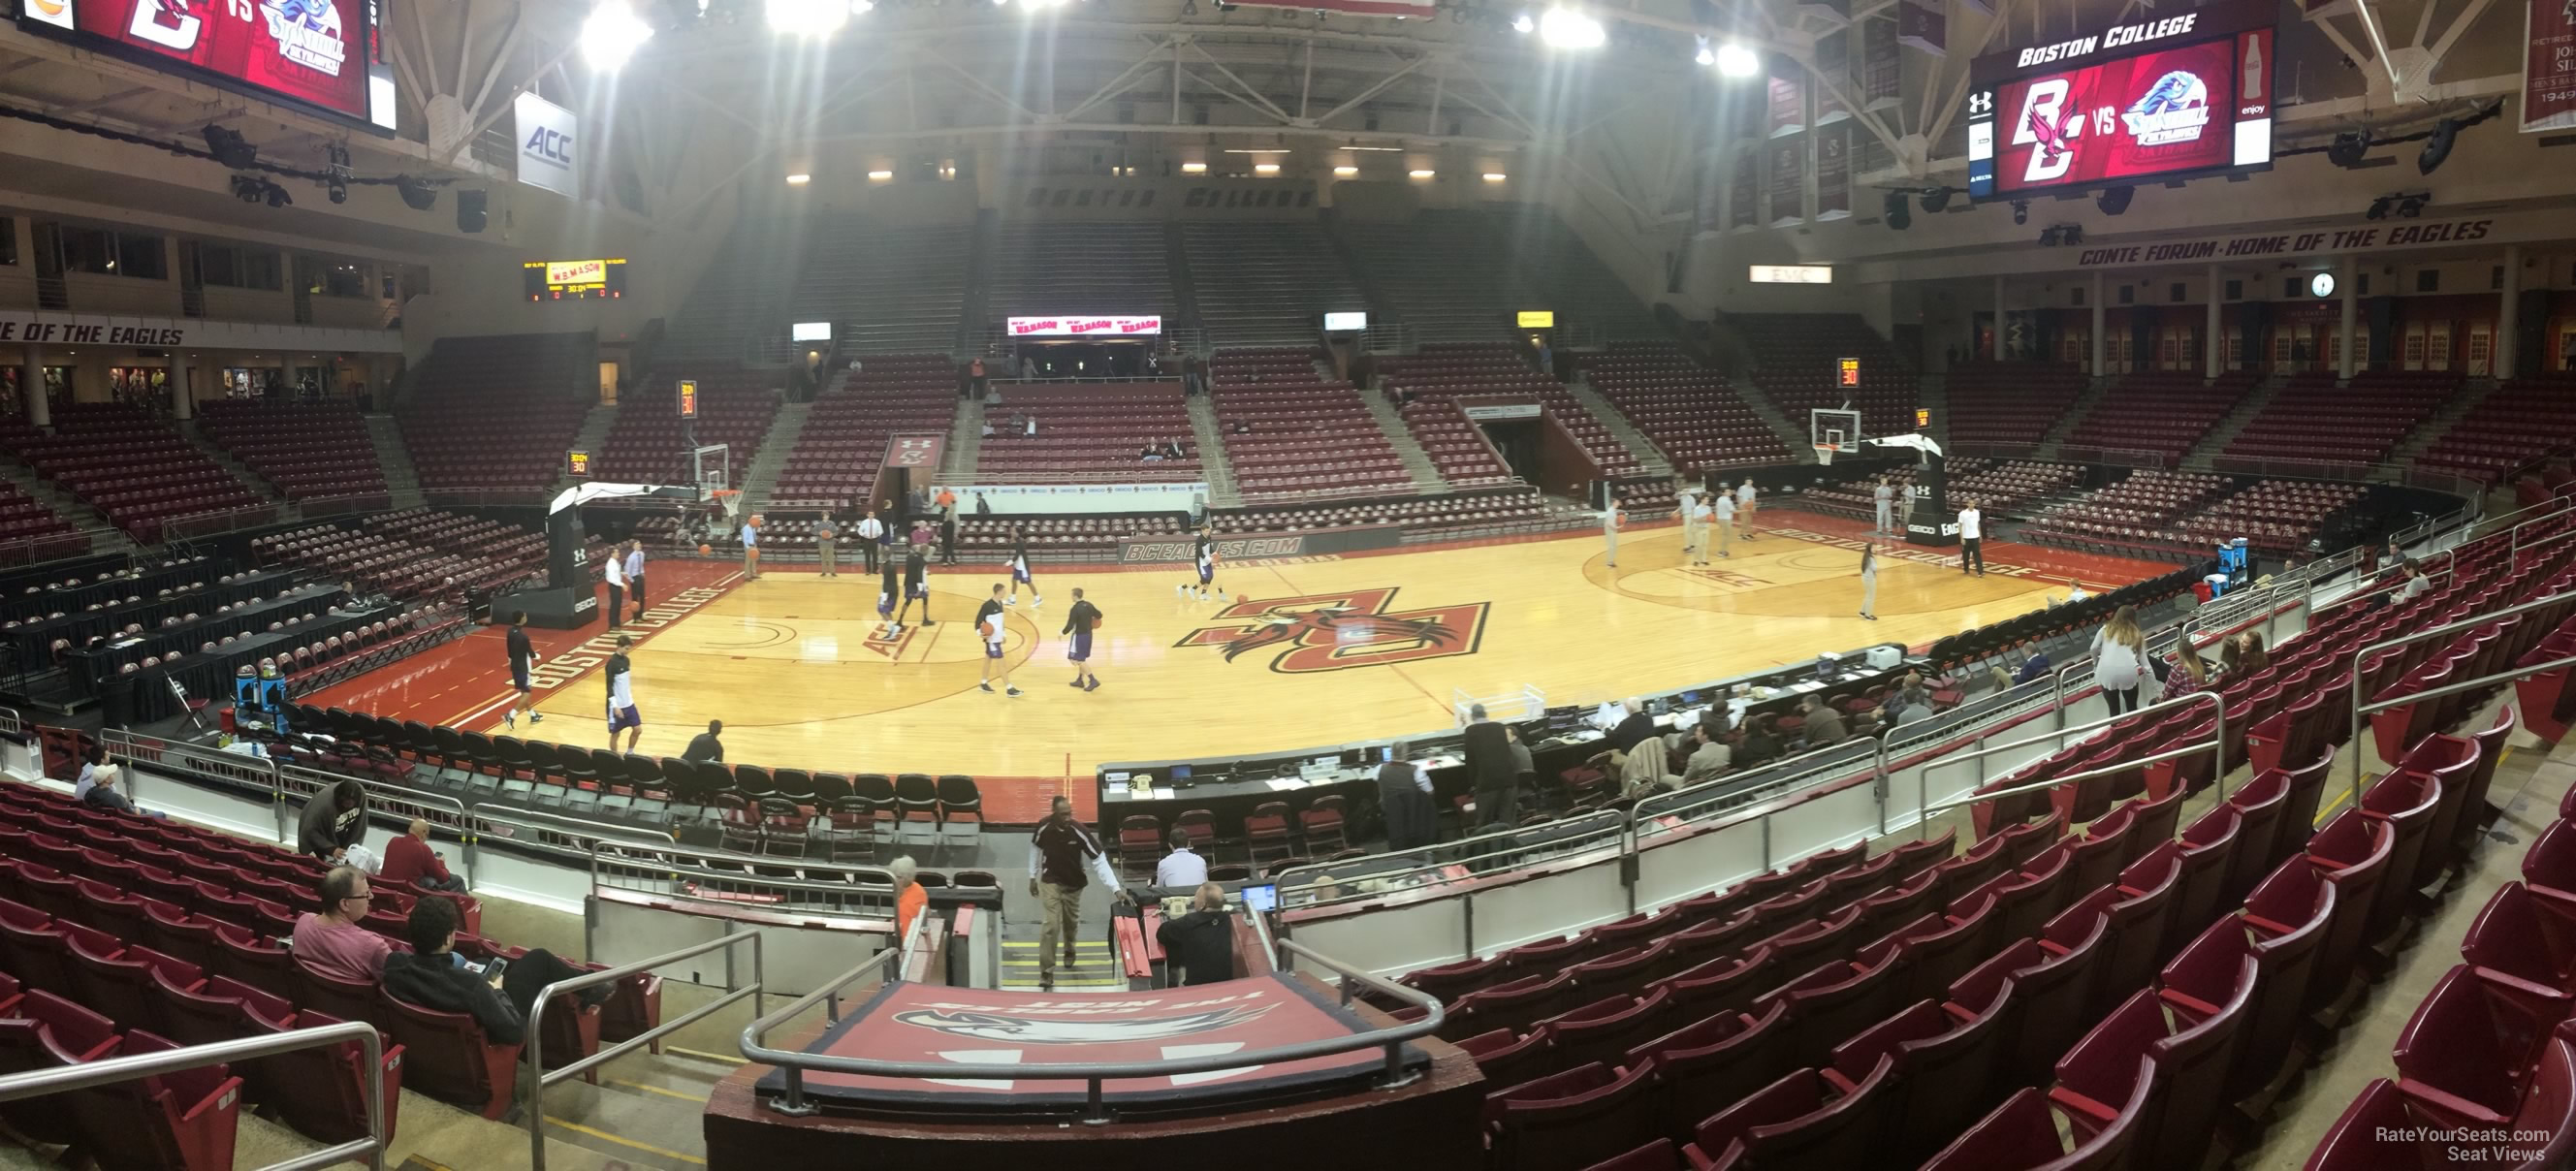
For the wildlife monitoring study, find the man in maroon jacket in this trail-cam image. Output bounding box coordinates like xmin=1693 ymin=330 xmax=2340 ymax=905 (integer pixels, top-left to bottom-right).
xmin=381 ymin=818 xmax=465 ymax=892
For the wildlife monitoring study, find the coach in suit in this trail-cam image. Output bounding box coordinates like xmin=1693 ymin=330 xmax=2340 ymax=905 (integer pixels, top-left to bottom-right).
xmin=1462 ymin=704 xmax=1518 ymax=831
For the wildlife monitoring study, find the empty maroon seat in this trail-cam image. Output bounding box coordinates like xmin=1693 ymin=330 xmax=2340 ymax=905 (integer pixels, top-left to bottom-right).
xmin=1920 ymin=1064 xmax=2154 ymax=1171
xmin=1454 ymin=1028 xmax=1557 ymax=1090
xmin=0 ymin=990 xmax=123 ymax=1145
xmin=2466 ymin=881 xmax=2576 ymax=1008
xmin=1680 ymin=1057 xmax=1893 ymax=1170
xmin=1542 ymin=987 xmax=1672 ymax=1071
xmin=380 ymin=988 xmax=520 ymax=1119
xmin=2359 ymin=769 xmax=2443 ymax=942
xmin=1570 ymin=943 xmax=1669 ymax=1001
xmin=2051 ymin=972 xmax=2250 ymax=1171
xmin=2302 ymin=1078 xmax=2454 ymax=1171
xmin=1583 ymin=1138 xmax=1682 ymax=1171
xmin=2221 ymin=767 xmax=2294 ymax=903
xmin=2162 ymin=804 xmax=2241 ymax=959
xmin=244 ymin=1006 xmax=404 ymax=1146
xmin=1485 ymin=1059 xmax=1664 ymax=1171
xmin=63 ymin=1028 xmax=243 ymax=1171
xmin=1446 ymin=969 xmax=1576 ymax=1041
xmin=2307 ymin=808 xmax=2396 ymax=1009
xmin=2392 ymin=964 xmax=2571 ymax=1130
xmin=2235 ymin=856 xmax=2338 ymax=1101
xmin=1657 ymin=947 xmax=1777 ymax=1022
xmin=1828 ymin=993 xmax=2014 ymax=1165
xmin=1851 ymin=869 xmax=1945 ymax=942
xmin=1755 ymin=948 xmax=1904 ymax=1069
xmin=2525 ymin=818 xmax=2576 ymax=902
xmin=1628 ymin=1001 xmax=1797 ymax=1140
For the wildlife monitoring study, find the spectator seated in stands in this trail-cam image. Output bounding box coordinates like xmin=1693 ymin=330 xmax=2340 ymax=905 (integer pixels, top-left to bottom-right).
xmin=382 ymin=897 xmax=606 ymax=1049
xmin=892 ymin=856 xmax=929 ymax=940
xmin=2012 ymin=649 xmax=2054 ymax=685
xmin=1605 ymin=698 xmax=1660 ymax=752
xmin=293 ymin=866 xmax=391 ymax=984
xmin=1800 ymin=694 xmax=1848 ymax=747
xmin=75 ymin=761 xmax=158 ymax=818
xmin=683 ymin=720 xmax=725 ymax=763
xmin=1156 ymin=829 xmax=1209 ymax=888
xmin=298 ymin=777 xmax=368 ymax=862
xmin=383 ymin=818 xmax=465 ymax=893
xmin=1595 ymin=735 xmax=1679 ymax=800
xmin=1677 ymin=723 xmax=1731 ymax=785
xmin=1156 ymin=883 xmax=1235 ymax=988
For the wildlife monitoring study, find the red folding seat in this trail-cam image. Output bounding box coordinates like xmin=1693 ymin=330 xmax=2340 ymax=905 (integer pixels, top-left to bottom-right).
xmin=1680 ymin=1058 xmax=1893 ymax=1170
xmin=1828 ymin=994 xmax=2014 ymax=1165
xmin=1454 ymin=1028 xmax=1556 ymax=1089
xmin=2360 ymin=768 xmax=2443 ymax=938
xmin=2307 ymin=808 xmax=2396 ymax=1002
xmin=2302 ymin=1078 xmax=2460 ymax=1171
xmin=1951 ymin=911 xmax=2111 ymax=1088
xmin=1850 ymin=869 xmax=1943 ymax=941
xmin=1444 ymin=969 xmax=1576 ymax=1042
xmin=1755 ymin=904 xmax=1864 ymax=979
xmin=61 ymin=1028 xmax=243 ymax=1171
xmin=2065 ymin=804 xmax=2136 ymax=894
xmin=1871 ymin=899 xmax=1999 ymax=1007
xmin=210 ymin=922 xmax=297 ymax=1000
xmin=2158 ymin=803 xmax=2242 ymax=960
xmin=2448 ymin=707 xmax=2520 ymax=856
xmin=2395 ymin=962 xmax=2576 ymax=1133
xmin=1569 ymin=943 xmax=1670 ymax=1001
xmin=2232 ymin=857 xmax=2337 ymax=1097
xmin=380 ymin=985 xmax=520 ymax=1120
xmin=1626 ymin=1001 xmax=1795 ymax=1140
xmin=0 ymin=990 xmax=123 ymax=1146
xmin=1759 ymin=947 xmax=1905 ymax=1069
xmin=2052 ymin=972 xmax=2249 ymax=1171
xmin=1484 ymin=1059 xmax=1663 ymax=1171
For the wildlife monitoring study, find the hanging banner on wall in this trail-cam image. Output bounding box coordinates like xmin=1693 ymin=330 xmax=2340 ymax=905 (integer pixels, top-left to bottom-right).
xmin=1007 ymin=316 xmax=1164 ymax=336
xmin=1730 ymin=143 xmax=1761 ymax=231
xmin=1814 ymin=32 xmax=1853 ymax=125
xmin=1693 ymin=149 xmax=1724 ymax=236
xmin=1899 ymin=0 xmax=1948 ymax=55
xmin=1816 ymin=124 xmax=1853 ymax=219
xmin=1767 ymin=61 xmax=1806 ymax=136
xmin=2528 ymin=0 xmax=2576 ymax=133
xmin=1769 ymin=132 xmax=1807 ymax=225
xmin=513 ymin=92 xmax=580 ymax=201
xmin=1863 ymin=17 xmax=1903 ymax=110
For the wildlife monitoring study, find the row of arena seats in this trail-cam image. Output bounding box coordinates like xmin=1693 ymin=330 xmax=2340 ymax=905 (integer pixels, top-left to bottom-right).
xmin=254 ymin=509 xmax=552 ymax=600
xmin=1944 ymin=363 xmax=2090 ymax=450
xmin=1577 ymin=343 xmax=1795 ymax=474
xmin=1405 ymin=615 xmax=2528 ymax=1169
xmin=0 ymin=406 xmax=269 ymax=542
xmin=791 ymin=219 xmax=972 ymax=355
xmin=1730 ymin=314 xmax=1915 ymax=439
xmin=1209 ymin=351 xmax=1415 ymax=498
xmin=598 ymin=373 xmax=779 ymax=484
xmin=193 ymin=401 xmax=388 ymax=504
xmin=1184 ymin=224 xmax=1368 ymax=350
xmin=1802 ymin=460 xmax=2081 ymax=524
xmin=2415 ymin=375 xmax=2576 ymax=485
xmin=2022 ymin=473 xmax=2369 ymax=561
xmin=974 ymin=385 xmax=1202 ymax=482
xmin=1209 ymin=490 xmax=1550 ymax=538
xmin=2059 ymin=372 xmax=2255 ymax=465
xmin=397 ymin=333 xmax=593 ymax=492
xmin=2223 ymin=370 xmax=2458 ymax=471
xmin=1338 ymin=211 xmax=1522 ymax=346
xmin=1383 ymin=343 xmax=1647 ymax=481
xmin=0 ymin=777 xmax=664 ymax=1143
xmin=767 ymin=358 xmax=959 ymax=512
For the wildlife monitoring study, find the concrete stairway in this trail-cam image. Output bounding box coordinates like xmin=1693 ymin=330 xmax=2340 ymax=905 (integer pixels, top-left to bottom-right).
xmin=2383 ymin=378 xmax=2498 ymax=471
xmin=176 ymin=419 xmax=291 ymax=518
xmin=1186 ymin=396 xmax=1240 ymax=508
xmin=549 ymin=402 xmax=620 ymax=497
xmin=1562 ymin=377 xmax=1673 ymax=479
xmin=0 ymin=459 xmax=136 ymax=555
xmin=363 ymin=416 xmax=426 ymax=510
xmin=1359 ymin=385 xmax=1448 ymax=493
xmin=1165 ymin=221 xmax=1205 ymax=341
xmin=738 ymin=399 xmax=810 ymax=513
xmin=955 ymin=209 xmax=999 ymax=358
xmin=1737 ymin=378 xmax=1817 ymax=462
xmin=940 ymin=397 xmax=981 ymax=482
xmin=2179 ymin=378 xmax=2285 ymax=470
xmin=2031 ymin=376 xmax=2118 ymax=461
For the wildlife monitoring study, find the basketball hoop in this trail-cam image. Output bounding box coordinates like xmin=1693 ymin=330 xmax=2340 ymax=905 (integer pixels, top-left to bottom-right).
xmin=709 ymin=489 xmax=746 ymax=526
xmin=1814 ymin=442 xmax=1841 ymax=465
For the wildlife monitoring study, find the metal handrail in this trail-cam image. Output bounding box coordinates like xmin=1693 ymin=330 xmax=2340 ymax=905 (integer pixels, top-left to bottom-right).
xmin=0 ymin=1020 xmax=386 ymax=1171
xmin=0 ymin=704 xmax=21 ymax=739
xmin=738 ymin=936 xmax=1443 ymax=1124
xmin=1275 ymin=808 xmax=1629 ymax=913
xmin=524 ymin=932 xmax=766 ymax=1170
xmin=2345 ymin=586 xmax=2576 ymax=807
xmin=1892 ymin=688 xmax=2225 ymax=830
xmin=1922 ymin=733 xmax=2224 ymax=816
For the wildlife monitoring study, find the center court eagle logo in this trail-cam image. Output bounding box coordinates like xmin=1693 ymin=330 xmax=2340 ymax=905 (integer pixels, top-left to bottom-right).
xmin=1177 ymin=587 xmax=1490 ymax=675
xmin=893 ymin=1003 xmax=1274 ymax=1045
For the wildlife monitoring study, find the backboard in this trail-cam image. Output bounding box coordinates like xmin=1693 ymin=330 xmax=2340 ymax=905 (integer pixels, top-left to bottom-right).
xmin=1809 ymin=408 xmax=1864 ymax=465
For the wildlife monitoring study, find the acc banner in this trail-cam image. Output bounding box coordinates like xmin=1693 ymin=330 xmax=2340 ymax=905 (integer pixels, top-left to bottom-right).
xmin=1767 ymin=60 xmax=1806 ymax=136
xmin=1769 ymin=133 xmax=1807 ymax=226
xmin=2528 ymin=0 xmax=2576 ymax=133
xmin=1899 ymin=0 xmax=1948 ymax=55
xmin=1863 ymin=17 xmax=1903 ymax=110
xmin=1816 ymin=125 xmax=1853 ymax=219
xmin=1729 ymin=143 xmax=1761 ymax=231
xmin=514 ymin=92 xmax=580 ymax=200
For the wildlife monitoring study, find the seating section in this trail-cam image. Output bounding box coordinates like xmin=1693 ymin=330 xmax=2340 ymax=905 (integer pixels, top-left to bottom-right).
xmin=1339 ymin=212 xmax=1517 ymax=345
xmin=2416 ymin=374 xmax=2576 ymax=485
xmin=989 ymin=223 xmax=1175 ymax=319
xmin=1732 ymin=315 xmax=1916 ymax=438
xmin=1804 ymin=459 xmax=2079 ymax=524
xmin=1182 ymin=224 xmax=1366 ymax=349
xmin=656 ymin=218 xmax=802 ymax=365
xmin=0 ymin=405 xmax=268 ymax=543
xmin=255 ymin=509 xmax=554 ymax=601
xmin=953 ymin=513 xmax=1190 ymax=563
xmin=2167 ymin=480 xmax=2367 ymax=555
xmin=975 ymin=385 xmax=1202 ymax=482
xmin=792 ymin=218 xmax=971 ymax=355
xmin=0 ymin=775 xmax=662 ymax=1134
xmin=1212 ymin=490 xmax=1548 ymax=541
xmin=2059 ymin=372 xmax=2251 ymax=466
xmin=598 ymin=373 xmax=779 ymax=485
xmin=769 ymin=356 xmax=961 ymax=513
xmin=2020 ymin=470 xmax=2235 ymax=554
xmin=194 ymin=402 xmax=389 ymax=505
xmin=1208 ymin=350 xmax=1413 ymax=499
xmin=1944 ymin=363 xmax=2089 ymax=451
xmin=2222 ymin=370 xmax=2458 ymax=472
xmin=1578 ymin=343 xmax=1793 ymax=474
xmin=1383 ymin=344 xmax=1645 ymax=486
xmin=398 ymin=333 xmax=592 ymax=493
xmin=2023 ymin=471 xmax=2366 ymax=559
xmin=1397 ymin=509 xmax=2567 ymax=1169
xmin=0 ymin=452 xmax=86 ymax=560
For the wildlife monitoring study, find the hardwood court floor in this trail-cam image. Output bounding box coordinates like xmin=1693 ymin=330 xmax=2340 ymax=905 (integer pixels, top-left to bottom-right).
xmin=455 ymin=516 xmax=2171 ymax=807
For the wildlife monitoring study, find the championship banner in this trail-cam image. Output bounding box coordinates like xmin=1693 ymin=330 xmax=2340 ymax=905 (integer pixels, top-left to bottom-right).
xmin=2528 ymin=0 xmax=2576 ymax=133
xmin=1863 ymin=17 xmax=1903 ymax=110
xmin=1815 ymin=32 xmax=1853 ymax=125
xmin=1767 ymin=61 xmax=1807 ymax=136
xmin=1730 ymin=143 xmax=1761 ymax=230
xmin=1007 ymin=316 xmax=1163 ymax=336
xmin=1817 ymin=124 xmax=1853 ymax=219
xmin=1769 ymin=132 xmax=1808 ymax=226
xmin=1899 ymin=0 xmax=1948 ymax=55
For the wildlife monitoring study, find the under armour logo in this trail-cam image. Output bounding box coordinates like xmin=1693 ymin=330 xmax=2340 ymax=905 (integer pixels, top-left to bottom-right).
xmin=1969 ymin=90 xmax=1995 ymax=116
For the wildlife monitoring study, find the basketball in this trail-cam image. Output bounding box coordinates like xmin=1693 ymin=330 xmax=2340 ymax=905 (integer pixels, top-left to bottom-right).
xmin=698 ymin=544 xmax=711 ymax=555
xmin=980 ymin=617 xmax=1000 ymax=640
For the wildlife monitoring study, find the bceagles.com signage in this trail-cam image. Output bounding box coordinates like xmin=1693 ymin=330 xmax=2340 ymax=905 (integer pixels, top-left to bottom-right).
xmin=2073 ymin=218 xmax=2494 ymax=268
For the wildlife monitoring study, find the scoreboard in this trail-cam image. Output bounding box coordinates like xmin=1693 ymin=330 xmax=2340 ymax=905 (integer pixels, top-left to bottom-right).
xmin=524 ymin=259 xmax=627 ymax=301
xmin=1967 ymin=0 xmax=2274 ymax=199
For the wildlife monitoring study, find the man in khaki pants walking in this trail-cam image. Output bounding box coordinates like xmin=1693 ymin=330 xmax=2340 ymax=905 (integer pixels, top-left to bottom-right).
xmin=1026 ymin=795 xmax=1127 ymax=991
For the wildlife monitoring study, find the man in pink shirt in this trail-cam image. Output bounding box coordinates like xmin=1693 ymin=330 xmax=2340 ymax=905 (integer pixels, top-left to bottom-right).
xmin=292 ymin=867 xmax=390 ymax=984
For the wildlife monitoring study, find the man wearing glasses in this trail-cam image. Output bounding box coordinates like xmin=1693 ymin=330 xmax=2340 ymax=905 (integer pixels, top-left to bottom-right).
xmin=292 ymin=866 xmax=391 ymax=984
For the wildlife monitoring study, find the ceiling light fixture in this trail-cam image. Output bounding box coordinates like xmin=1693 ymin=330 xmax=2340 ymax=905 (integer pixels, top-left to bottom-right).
xmin=579 ymin=0 xmax=655 ymax=71
xmin=785 ymin=173 xmax=812 ymax=184
xmin=1409 ymin=169 xmax=1435 ymax=178
xmin=1714 ymin=43 xmax=1759 ymax=78
xmin=1537 ymin=7 xmax=1606 ymax=48
xmin=1333 ymin=165 xmax=1358 ymax=175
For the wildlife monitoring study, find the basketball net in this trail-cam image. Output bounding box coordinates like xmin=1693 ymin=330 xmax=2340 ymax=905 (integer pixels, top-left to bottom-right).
xmin=1814 ymin=443 xmax=1840 ymax=465
xmin=709 ymin=489 xmax=746 ymax=526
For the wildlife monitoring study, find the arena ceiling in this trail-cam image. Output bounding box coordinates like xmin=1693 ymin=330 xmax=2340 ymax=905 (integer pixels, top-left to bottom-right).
xmin=0 ymin=0 xmax=2537 ymax=251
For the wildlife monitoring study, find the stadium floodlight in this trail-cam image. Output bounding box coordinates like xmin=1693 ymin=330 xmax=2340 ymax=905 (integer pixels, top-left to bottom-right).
xmin=2011 ymin=199 xmax=2028 ymax=225
xmin=2326 ymin=128 xmax=2370 ymax=168
xmin=1695 ymin=38 xmax=1715 ymax=67
xmin=2096 ymin=185 xmax=2132 ymax=215
xmin=1883 ymin=191 xmax=1910 ymax=231
xmin=1920 ymin=187 xmax=1951 ymax=213
xmin=1482 ymin=173 xmax=1508 ymax=181
xmin=1537 ymin=8 xmax=1606 ymax=48
xmin=397 ymin=174 xmax=438 ymax=211
xmin=1714 ymin=43 xmax=1759 ymax=78
xmin=1511 ymin=13 xmax=1534 ymax=33
xmin=581 ymin=0 xmax=655 ymax=71
xmin=767 ymin=0 xmax=847 ymax=35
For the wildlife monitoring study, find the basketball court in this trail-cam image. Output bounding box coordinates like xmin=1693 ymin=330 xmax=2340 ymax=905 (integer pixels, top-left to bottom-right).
xmin=362 ymin=515 xmax=2173 ymax=811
